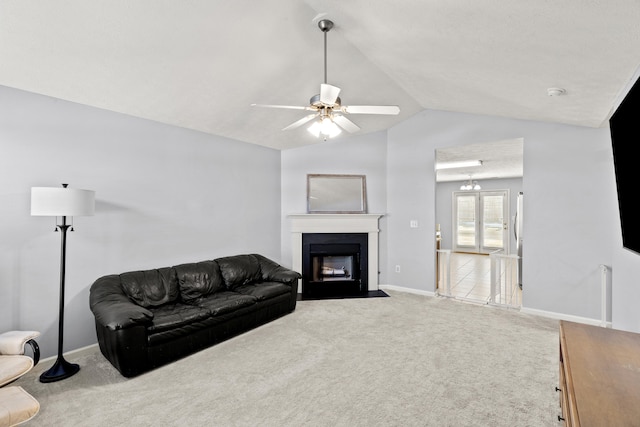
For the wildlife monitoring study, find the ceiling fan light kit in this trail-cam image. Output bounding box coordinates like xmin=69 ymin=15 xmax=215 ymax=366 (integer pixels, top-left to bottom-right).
xmin=308 ymin=114 xmax=342 ymax=138
xmin=251 ymin=19 xmax=400 ymax=141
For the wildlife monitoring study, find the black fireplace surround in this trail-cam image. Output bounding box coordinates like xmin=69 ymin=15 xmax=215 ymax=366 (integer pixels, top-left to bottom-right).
xmin=302 ymin=233 xmax=368 ymax=297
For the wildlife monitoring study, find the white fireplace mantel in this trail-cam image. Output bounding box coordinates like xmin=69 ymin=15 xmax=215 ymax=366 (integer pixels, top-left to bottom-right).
xmin=289 ymin=214 xmax=383 ymax=292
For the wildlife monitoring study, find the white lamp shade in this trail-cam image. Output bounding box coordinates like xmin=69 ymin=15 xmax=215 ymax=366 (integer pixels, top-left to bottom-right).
xmin=31 ymin=187 xmax=95 ymax=216
xmin=307 ymin=121 xmax=321 ymax=137
xmin=307 ymin=118 xmax=342 ymax=139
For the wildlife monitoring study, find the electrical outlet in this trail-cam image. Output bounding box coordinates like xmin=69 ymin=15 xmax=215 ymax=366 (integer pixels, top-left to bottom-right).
xmin=410 ymin=220 xmax=418 ymax=228
xmin=395 ymin=265 xmax=401 ymax=273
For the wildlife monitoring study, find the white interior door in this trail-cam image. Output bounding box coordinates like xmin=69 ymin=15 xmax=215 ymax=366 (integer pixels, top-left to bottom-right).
xmin=453 ymin=190 xmax=509 ymax=254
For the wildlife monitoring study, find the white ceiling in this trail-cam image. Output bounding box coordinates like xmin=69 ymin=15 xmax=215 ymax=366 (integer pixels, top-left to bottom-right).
xmin=2 ymin=1 xmax=640 ymax=152
xmin=435 ymin=138 xmax=523 ymax=182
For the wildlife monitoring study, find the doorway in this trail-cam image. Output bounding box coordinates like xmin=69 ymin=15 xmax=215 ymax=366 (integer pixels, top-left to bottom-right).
xmin=435 ymin=138 xmax=523 ymax=306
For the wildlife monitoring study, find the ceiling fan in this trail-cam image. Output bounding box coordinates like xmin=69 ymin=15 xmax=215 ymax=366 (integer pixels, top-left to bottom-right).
xmin=251 ymin=19 xmax=400 ymax=140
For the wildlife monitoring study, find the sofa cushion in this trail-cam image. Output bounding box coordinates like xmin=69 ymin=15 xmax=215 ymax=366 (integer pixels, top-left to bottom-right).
xmin=215 ymin=254 xmax=262 ymax=290
xmin=174 ymin=261 xmax=224 ymax=303
xmin=120 ymin=267 xmax=179 ymax=308
xmin=147 ymin=303 xmax=211 ymax=333
xmin=233 ymin=282 xmax=291 ymax=301
xmin=0 ymin=355 xmax=34 ymax=387
xmin=195 ymin=291 xmax=257 ymax=316
xmin=0 ymin=386 xmax=40 ymax=426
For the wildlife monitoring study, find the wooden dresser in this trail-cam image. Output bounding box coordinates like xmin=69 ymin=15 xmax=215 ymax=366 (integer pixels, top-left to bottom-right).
xmin=558 ymin=320 xmax=640 ymax=426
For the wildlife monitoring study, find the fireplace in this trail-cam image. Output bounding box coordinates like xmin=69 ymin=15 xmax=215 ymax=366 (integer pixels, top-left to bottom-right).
xmin=302 ymin=233 xmax=368 ymax=297
xmin=289 ymin=214 xmax=382 ymax=294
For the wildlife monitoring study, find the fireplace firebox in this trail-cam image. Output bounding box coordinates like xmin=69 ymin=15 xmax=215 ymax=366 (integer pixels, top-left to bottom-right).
xmin=302 ymin=233 xmax=368 ymax=297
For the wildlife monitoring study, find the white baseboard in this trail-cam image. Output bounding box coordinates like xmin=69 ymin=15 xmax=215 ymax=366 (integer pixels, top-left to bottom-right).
xmin=39 ymin=343 xmax=100 ymax=364
xmin=520 ymin=307 xmax=612 ymax=328
xmin=381 ymin=284 xmax=612 ymax=328
xmin=380 ymin=284 xmax=436 ymax=298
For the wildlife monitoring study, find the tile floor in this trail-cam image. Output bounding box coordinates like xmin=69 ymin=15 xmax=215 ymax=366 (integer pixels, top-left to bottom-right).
xmin=439 ymin=252 xmax=522 ymax=307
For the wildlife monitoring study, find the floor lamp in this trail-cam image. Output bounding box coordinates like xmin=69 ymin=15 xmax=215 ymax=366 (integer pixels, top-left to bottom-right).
xmin=31 ymin=183 xmax=95 ymax=383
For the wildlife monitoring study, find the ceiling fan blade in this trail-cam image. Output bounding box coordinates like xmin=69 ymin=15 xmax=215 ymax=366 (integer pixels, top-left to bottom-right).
xmin=333 ymin=115 xmax=360 ymax=133
xmin=251 ymin=103 xmax=313 ymax=111
xmin=282 ymin=113 xmax=319 ymax=131
xmin=320 ymin=84 xmax=341 ymax=105
xmin=342 ymin=105 xmax=400 ymax=115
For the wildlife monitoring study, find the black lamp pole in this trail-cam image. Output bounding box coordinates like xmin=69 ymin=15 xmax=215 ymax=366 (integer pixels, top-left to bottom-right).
xmin=39 ymin=187 xmax=80 ymax=383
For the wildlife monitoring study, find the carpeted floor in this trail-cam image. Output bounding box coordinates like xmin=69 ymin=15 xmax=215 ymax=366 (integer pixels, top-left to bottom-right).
xmin=15 ymin=290 xmax=561 ymax=426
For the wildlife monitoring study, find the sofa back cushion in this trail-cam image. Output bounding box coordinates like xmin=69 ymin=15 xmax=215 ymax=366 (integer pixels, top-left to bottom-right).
xmin=215 ymin=254 xmax=262 ymax=290
xmin=174 ymin=261 xmax=223 ymax=303
xmin=120 ymin=267 xmax=179 ymax=308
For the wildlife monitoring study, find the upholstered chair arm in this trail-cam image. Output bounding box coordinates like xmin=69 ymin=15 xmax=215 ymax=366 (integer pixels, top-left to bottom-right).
xmin=0 ymin=331 xmax=40 ymax=365
xmin=90 ymin=274 xmax=154 ymax=330
xmin=253 ymin=254 xmax=302 ymax=284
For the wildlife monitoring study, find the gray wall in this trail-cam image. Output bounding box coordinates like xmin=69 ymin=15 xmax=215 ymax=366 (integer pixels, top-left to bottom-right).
xmin=0 ymin=86 xmax=283 ymax=358
xmin=612 ymin=245 xmax=640 ymax=331
xmin=386 ymin=110 xmax=618 ymax=323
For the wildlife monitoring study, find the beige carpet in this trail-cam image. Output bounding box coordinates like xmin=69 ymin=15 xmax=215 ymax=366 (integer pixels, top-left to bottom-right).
xmin=15 ymin=290 xmax=560 ymax=426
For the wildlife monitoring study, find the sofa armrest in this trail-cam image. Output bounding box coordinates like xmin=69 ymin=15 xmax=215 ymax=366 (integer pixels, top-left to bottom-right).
xmin=90 ymin=274 xmax=154 ymax=331
xmin=0 ymin=331 xmax=40 ymax=365
xmin=253 ymin=254 xmax=302 ymax=285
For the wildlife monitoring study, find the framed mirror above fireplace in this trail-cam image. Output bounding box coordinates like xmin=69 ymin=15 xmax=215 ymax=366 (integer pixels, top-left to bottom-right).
xmin=307 ymin=174 xmax=367 ymax=214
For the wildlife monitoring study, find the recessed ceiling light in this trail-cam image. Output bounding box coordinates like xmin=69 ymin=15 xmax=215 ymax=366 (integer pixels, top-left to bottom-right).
xmin=435 ymin=160 xmax=483 ymax=170
xmin=547 ymin=87 xmax=567 ymax=96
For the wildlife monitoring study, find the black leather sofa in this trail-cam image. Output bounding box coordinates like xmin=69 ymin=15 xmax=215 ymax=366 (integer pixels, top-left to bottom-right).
xmin=89 ymin=254 xmax=301 ymax=377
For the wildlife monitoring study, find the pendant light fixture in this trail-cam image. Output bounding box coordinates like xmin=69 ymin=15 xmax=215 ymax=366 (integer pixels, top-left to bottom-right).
xmin=460 ymin=179 xmax=481 ymax=191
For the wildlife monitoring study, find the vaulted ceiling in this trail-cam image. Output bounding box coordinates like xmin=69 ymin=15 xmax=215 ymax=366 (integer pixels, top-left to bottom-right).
xmin=2 ymin=1 xmax=639 ymax=151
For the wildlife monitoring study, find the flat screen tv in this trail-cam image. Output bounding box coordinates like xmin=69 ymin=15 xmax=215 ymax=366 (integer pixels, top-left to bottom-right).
xmin=610 ymin=75 xmax=640 ymax=253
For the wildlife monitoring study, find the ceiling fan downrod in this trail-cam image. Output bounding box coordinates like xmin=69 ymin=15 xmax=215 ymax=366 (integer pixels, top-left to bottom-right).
xmin=318 ymin=19 xmax=333 ymax=84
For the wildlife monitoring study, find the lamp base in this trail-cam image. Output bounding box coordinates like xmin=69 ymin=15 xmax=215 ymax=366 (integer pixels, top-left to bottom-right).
xmin=39 ymin=356 xmax=79 ymax=383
